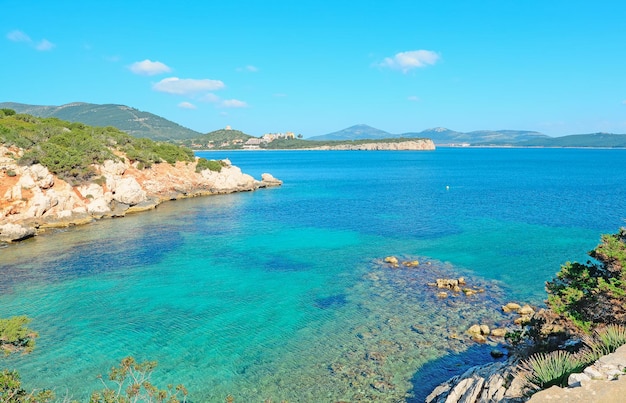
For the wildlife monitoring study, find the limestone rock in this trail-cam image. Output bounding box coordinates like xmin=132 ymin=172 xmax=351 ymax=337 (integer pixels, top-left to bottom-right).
xmin=112 ymin=177 xmax=146 ymax=205
xmin=518 ymin=305 xmax=535 ymax=316
xmin=384 ymin=256 xmax=399 ymax=265
xmin=491 ymin=328 xmax=507 ymax=338
xmin=502 ymin=302 xmax=522 ymax=313
xmin=261 ymin=173 xmax=283 ymax=186
xmin=0 ymin=223 xmax=35 ymax=242
xmin=425 ymin=357 xmax=526 ymax=403
xmin=467 ymin=325 xmax=482 ymax=336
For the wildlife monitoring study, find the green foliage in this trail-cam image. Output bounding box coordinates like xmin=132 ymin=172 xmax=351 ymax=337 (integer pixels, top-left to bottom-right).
xmin=195 ymin=158 xmax=225 ymax=173
xmin=90 ymin=357 xmax=187 ymax=403
xmin=0 ymin=316 xmax=38 ymax=355
xmin=0 ymin=102 xmax=202 ymax=141
xmin=580 ymin=324 xmax=626 ymax=363
xmin=517 ymin=349 xmax=585 ymax=390
xmin=1 ymin=108 xmax=17 ymax=117
xmin=0 ymin=369 xmax=55 ymax=403
xmin=0 ymin=113 xmax=198 ymax=183
xmin=546 ymin=228 xmax=626 ymax=330
xmin=121 ymin=138 xmax=194 ymax=168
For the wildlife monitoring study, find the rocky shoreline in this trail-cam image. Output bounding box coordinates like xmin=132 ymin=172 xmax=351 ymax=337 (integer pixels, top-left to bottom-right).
xmin=0 ymin=145 xmax=281 ymax=243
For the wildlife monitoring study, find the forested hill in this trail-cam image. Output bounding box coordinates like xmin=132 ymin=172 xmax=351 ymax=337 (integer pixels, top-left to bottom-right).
xmin=0 ymin=109 xmax=196 ymax=183
xmin=0 ymin=102 xmax=201 ymax=141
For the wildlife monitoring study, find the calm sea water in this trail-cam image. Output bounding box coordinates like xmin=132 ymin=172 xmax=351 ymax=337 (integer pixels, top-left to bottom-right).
xmin=1 ymin=148 xmax=625 ymax=402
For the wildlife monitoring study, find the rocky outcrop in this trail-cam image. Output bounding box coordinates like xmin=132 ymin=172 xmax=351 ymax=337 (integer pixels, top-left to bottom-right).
xmin=0 ymin=146 xmax=281 ymax=242
xmin=425 ymin=357 xmax=527 ymax=403
xmin=425 ymin=342 xmax=626 ymax=403
xmin=310 ymin=139 xmax=436 ymax=151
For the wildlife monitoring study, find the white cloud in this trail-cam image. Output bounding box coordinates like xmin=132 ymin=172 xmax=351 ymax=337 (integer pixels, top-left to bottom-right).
xmin=222 ymin=99 xmax=248 ymax=108
xmin=273 ymin=93 xmax=288 ymax=98
xmin=408 ymin=95 xmax=420 ymax=102
xmin=153 ymin=77 xmax=225 ymax=95
xmin=178 ymin=102 xmax=197 ymax=109
xmin=7 ymin=30 xmax=31 ymax=43
xmin=379 ymin=50 xmax=440 ymax=73
xmin=130 ymin=59 xmax=172 ymax=75
xmin=199 ymin=93 xmax=220 ymax=103
xmin=36 ymin=39 xmax=55 ymax=51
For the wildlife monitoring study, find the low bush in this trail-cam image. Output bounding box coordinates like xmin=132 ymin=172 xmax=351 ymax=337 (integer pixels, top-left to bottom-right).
xmin=546 ymin=228 xmax=626 ymax=331
xmin=0 ymin=316 xmax=38 ymax=355
xmin=195 ymin=158 xmax=225 ymax=173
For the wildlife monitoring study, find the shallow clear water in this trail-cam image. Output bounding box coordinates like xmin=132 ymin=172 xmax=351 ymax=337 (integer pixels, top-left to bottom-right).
xmin=1 ymin=148 xmax=625 ymax=401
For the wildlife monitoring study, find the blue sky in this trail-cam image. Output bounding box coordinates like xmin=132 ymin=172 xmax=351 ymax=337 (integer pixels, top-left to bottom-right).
xmin=1 ymin=1 xmax=625 ymax=137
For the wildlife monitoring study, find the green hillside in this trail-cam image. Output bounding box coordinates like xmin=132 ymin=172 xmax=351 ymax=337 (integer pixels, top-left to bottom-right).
xmin=0 ymin=102 xmax=202 ymax=141
xmin=0 ymin=110 xmax=197 ymax=184
xmin=180 ymin=128 xmax=253 ymax=149
xmin=515 ymin=132 xmax=626 ymax=148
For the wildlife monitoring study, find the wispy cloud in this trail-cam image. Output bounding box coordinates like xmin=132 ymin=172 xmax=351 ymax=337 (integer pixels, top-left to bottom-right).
xmin=379 ymin=50 xmax=440 ymax=73
xmin=622 ymin=100 xmax=626 ymax=105
xmin=7 ymin=30 xmax=31 ymax=43
xmin=7 ymin=30 xmax=55 ymax=51
xmin=273 ymin=93 xmax=288 ymax=98
xmin=178 ymin=102 xmax=197 ymax=109
xmin=199 ymin=93 xmax=221 ymax=103
xmin=36 ymin=39 xmax=55 ymax=51
xmin=237 ymin=65 xmax=259 ymax=73
xmin=129 ymin=59 xmax=172 ymax=76
xmin=408 ymin=95 xmax=420 ymax=102
xmin=153 ymin=77 xmax=225 ymax=95
xmin=222 ymin=99 xmax=248 ymax=108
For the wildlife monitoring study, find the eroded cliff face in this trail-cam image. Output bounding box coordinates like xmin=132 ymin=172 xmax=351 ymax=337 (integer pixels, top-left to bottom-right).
xmin=0 ymin=145 xmax=281 ymax=242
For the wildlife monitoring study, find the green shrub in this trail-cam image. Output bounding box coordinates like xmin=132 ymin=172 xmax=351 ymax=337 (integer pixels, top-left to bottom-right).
xmin=517 ymin=349 xmax=585 ymax=390
xmin=546 ymin=228 xmax=626 ymax=331
xmin=0 ymin=370 xmax=54 ymax=403
xmin=581 ymin=324 xmax=626 ymax=362
xmin=1 ymin=113 xmax=198 ymax=185
xmin=0 ymin=108 xmax=16 ymax=116
xmin=6 ymin=169 xmax=16 ymax=177
xmin=0 ymin=316 xmax=38 ymax=355
xmin=195 ymin=158 xmax=225 ymax=173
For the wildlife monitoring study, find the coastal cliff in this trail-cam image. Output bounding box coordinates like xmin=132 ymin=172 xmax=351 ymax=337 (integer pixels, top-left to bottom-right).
xmin=309 ymin=139 xmax=436 ymax=151
xmin=0 ymin=145 xmax=281 ymax=243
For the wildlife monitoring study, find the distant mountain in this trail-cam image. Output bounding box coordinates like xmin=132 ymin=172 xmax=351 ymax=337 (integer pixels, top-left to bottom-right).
xmin=308 ymin=124 xmax=393 ymax=141
xmin=315 ymin=125 xmax=555 ymax=145
xmin=0 ymin=102 xmax=202 ymax=141
xmin=515 ymin=133 xmax=626 ymax=148
xmin=404 ymin=128 xmax=550 ymax=145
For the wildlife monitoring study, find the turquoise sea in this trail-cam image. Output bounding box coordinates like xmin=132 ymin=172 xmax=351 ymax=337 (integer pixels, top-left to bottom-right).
xmin=1 ymin=148 xmax=625 ymax=402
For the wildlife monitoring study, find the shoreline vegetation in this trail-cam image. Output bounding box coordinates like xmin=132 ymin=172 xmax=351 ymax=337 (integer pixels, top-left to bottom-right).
xmin=0 ymin=111 xmax=282 ymax=244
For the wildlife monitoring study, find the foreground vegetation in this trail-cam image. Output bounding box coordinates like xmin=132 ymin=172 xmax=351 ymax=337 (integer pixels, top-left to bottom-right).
xmin=512 ymin=227 xmax=626 ymax=392
xmin=0 ymin=111 xmax=224 ymax=184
